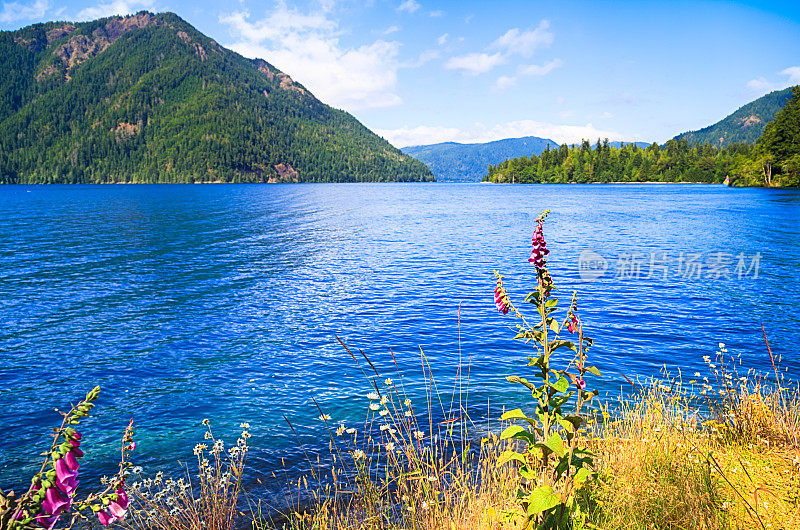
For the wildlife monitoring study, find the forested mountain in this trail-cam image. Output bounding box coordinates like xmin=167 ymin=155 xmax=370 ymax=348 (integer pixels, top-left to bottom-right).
xmin=401 ymin=136 xmax=558 ymax=182
xmin=401 ymin=137 xmax=650 ymax=182
xmin=674 ymin=87 xmax=792 ymax=147
xmin=0 ymin=12 xmax=434 ymax=184
xmin=483 ymin=86 xmax=800 ymax=187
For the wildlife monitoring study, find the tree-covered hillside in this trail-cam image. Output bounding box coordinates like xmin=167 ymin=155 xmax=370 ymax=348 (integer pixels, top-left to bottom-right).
xmin=402 ymin=137 xmax=650 ymax=182
xmin=0 ymin=12 xmax=434 ymax=184
xmin=483 ymin=87 xmax=800 ymax=187
xmin=674 ymin=87 xmax=792 ymax=147
xmin=402 ymin=136 xmax=558 ymax=182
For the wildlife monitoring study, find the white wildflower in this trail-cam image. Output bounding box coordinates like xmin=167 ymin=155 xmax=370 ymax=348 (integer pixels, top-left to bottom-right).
xmin=346 ymin=427 xmax=356 ymax=434
xmin=240 ymin=422 xmax=250 ymax=429
xmin=318 ymin=414 xmax=331 ymax=421
xmin=369 ymin=403 xmax=380 ymax=411
xmin=380 ymin=396 xmax=389 ymax=405
xmin=386 ymin=442 xmax=395 ymax=451
xmin=413 ymin=430 xmax=424 ymax=440
xmin=367 ymin=392 xmax=379 ymax=400
xmin=405 ymin=411 xmax=412 ymax=417
xmin=336 ymin=425 xmax=345 ymax=436
xmin=719 ymin=342 xmax=725 ymax=349
xmin=379 ymin=409 xmax=389 ymax=417
xmin=385 ymin=378 xmax=393 ymax=385
xmin=353 ymin=449 xmax=366 ymax=460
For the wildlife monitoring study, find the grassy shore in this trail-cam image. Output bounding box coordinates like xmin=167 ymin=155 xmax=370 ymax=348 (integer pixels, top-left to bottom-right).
xmin=260 ymin=363 xmax=799 ymax=530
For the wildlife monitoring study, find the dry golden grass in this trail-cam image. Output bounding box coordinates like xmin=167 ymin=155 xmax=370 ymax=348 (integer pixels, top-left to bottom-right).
xmin=282 ymin=374 xmax=800 ymax=530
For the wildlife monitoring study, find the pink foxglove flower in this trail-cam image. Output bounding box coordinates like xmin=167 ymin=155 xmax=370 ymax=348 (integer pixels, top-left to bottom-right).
xmin=97 ymin=510 xmax=114 ymax=527
xmin=494 ymin=283 xmax=509 ymax=315
xmin=576 ymin=379 xmax=587 ymax=390
xmin=97 ymin=488 xmax=129 ymax=526
xmin=567 ymin=314 xmax=579 ymax=334
xmin=55 ymin=457 xmax=79 ymax=496
xmin=528 ymin=220 xmax=549 ymax=269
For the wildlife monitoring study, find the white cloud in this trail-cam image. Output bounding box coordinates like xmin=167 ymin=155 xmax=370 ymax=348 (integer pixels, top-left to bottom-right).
xmin=437 ymin=32 xmax=448 ymax=45
xmin=76 ymin=0 xmax=154 ymax=21
xmin=0 ymin=0 xmax=48 ymax=23
xmin=446 ymin=20 xmax=554 ymax=76
xmin=600 ymin=111 xmax=614 ymax=119
xmin=493 ymin=75 xmax=517 ymax=91
xmin=490 ymin=20 xmax=553 ymax=58
xmin=746 ymin=77 xmax=774 ymax=94
xmin=397 ymin=0 xmax=419 ymax=14
xmin=429 ymin=10 xmax=443 ymax=17
xmin=746 ymin=67 xmax=800 ymax=96
xmin=382 ymin=25 xmax=400 ymax=35
xmin=445 ymin=52 xmax=505 ymax=75
xmin=555 ymin=95 xmax=565 ymax=105
xmin=220 ymin=7 xmax=404 ymax=111
xmin=378 ymin=120 xmax=630 ymax=148
xmin=401 ymin=48 xmax=438 ymax=68
xmin=518 ymin=58 xmax=562 ymax=77
xmin=781 ymin=66 xmax=800 ymax=84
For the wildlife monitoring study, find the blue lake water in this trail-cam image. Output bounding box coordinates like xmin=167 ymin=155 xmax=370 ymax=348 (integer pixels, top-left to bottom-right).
xmin=1 ymin=183 xmax=798 ymax=501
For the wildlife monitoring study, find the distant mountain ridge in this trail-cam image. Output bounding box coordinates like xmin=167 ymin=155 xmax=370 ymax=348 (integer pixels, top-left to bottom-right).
xmin=402 ymin=136 xmax=649 ymax=182
xmin=0 ymin=12 xmax=433 ymax=183
xmin=674 ymin=87 xmax=793 ymax=147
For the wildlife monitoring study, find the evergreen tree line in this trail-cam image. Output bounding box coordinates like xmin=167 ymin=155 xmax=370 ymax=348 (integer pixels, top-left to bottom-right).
xmin=484 ymin=86 xmax=800 ymax=187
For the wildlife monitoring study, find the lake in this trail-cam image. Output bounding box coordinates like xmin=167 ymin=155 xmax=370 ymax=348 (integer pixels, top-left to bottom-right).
xmin=1 ymin=183 xmax=798 ymax=502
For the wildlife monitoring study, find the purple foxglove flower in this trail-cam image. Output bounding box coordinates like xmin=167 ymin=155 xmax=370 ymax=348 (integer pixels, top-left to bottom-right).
xmin=97 ymin=510 xmax=114 ymax=527
xmin=42 ymin=486 xmax=70 ymax=516
xmin=494 ymin=285 xmax=509 ymax=314
xmin=64 ymin=450 xmax=80 ymax=471
xmin=107 ymin=488 xmax=129 ymax=519
xmin=55 ymin=458 xmax=79 ymax=495
xmin=567 ymin=314 xmax=579 ymax=334
xmin=528 ymin=222 xmax=550 ymax=269
xmin=36 ymin=514 xmax=59 ymax=530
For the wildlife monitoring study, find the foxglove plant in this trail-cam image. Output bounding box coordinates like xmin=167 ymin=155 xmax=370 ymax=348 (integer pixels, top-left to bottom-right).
xmin=0 ymin=388 xmax=135 ymax=530
xmin=494 ymin=210 xmax=601 ymax=529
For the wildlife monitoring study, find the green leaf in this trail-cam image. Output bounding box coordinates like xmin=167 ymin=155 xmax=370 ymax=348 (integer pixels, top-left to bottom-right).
xmin=545 ymin=298 xmax=558 ymax=308
xmin=500 ymin=425 xmax=525 ymax=440
xmin=545 ymin=432 xmax=566 ymax=458
xmin=506 ymin=376 xmax=539 ymax=393
xmin=549 ymin=339 xmax=578 ymax=353
xmin=501 ymin=408 xmax=540 ymax=428
xmin=496 ymin=450 xmax=526 ymax=467
xmin=501 ymin=408 xmax=529 ymax=421
xmin=585 ymin=365 xmax=602 ymax=377
xmin=557 ymin=418 xmax=574 ymax=433
xmin=564 ymin=415 xmax=584 ymax=429
xmin=548 ymin=318 xmax=560 ymax=333
xmin=525 ymin=485 xmax=561 ymax=516
xmin=551 ymin=376 xmax=569 ymax=393
xmin=573 ymin=467 xmax=593 ymax=490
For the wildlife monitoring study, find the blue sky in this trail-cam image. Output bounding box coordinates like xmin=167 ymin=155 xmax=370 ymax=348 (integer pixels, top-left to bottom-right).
xmin=2 ymin=0 xmax=799 ymax=147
